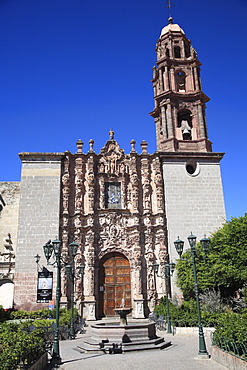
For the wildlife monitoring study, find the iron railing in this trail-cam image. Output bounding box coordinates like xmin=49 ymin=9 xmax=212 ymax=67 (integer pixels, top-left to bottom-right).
xmin=212 ymin=333 xmax=247 ymax=361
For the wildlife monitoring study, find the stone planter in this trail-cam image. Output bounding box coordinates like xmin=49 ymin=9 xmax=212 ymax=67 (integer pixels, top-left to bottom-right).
xmin=26 ymin=352 xmax=48 ymax=370
xmin=210 ymin=345 xmax=247 ymax=370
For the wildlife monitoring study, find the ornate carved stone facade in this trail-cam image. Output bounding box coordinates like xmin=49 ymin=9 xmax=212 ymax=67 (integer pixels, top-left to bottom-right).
xmin=60 ymin=133 xmax=168 ymax=319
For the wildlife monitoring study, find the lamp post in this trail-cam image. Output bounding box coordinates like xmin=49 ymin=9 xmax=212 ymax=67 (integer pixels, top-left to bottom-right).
xmin=154 ymin=261 xmax=175 ymax=334
xmin=174 ymin=233 xmax=210 ymax=358
xmin=43 ymin=238 xmax=62 ymax=363
xmin=65 ymin=241 xmax=85 ymax=339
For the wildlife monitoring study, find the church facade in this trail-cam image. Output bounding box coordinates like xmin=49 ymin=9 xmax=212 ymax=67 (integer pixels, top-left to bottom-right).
xmin=0 ymin=18 xmax=225 ymax=318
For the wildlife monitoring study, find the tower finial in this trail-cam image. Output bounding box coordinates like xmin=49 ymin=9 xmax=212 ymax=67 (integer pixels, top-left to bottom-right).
xmin=164 ymin=0 xmax=175 ymax=21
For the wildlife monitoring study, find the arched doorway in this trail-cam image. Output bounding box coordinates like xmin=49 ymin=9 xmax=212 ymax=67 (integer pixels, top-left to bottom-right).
xmin=98 ymin=252 xmax=131 ymax=317
xmin=0 ymin=279 xmax=14 ymax=309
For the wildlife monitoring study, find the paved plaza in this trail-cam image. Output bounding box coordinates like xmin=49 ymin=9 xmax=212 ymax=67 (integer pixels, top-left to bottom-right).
xmin=45 ymin=328 xmax=228 ymax=370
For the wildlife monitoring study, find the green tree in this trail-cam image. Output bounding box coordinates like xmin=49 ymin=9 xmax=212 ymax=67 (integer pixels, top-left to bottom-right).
xmin=176 ymin=214 xmax=247 ymax=299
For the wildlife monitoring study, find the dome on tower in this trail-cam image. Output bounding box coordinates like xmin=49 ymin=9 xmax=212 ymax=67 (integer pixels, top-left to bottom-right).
xmin=160 ymin=17 xmax=185 ymax=37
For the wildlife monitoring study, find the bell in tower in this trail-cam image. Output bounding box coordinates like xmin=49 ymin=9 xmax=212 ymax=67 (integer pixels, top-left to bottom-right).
xmin=150 ymin=17 xmax=212 ymax=153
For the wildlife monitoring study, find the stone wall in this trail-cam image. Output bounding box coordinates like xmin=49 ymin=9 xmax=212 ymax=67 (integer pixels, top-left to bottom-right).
xmin=161 ymin=155 xmax=226 ymax=298
xmin=14 ymin=154 xmax=62 ymax=310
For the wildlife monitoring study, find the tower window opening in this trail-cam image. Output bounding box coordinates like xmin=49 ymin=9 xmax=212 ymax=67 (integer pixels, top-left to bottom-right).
xmin=185 ymin=44 xmax=191 ymax=58
xmin=166 ymin=48 xmax=170 ymax=58
xmin=178 ymin=109 xmax=192 ymax=140
xmin=176 ymin=71 xmax=186 ymax=92
xmin=174 ymin=46 xmax=181 ymax=58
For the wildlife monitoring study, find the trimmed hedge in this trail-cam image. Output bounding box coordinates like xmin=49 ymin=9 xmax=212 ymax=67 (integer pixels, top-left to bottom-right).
xmin=0 ymin=307 xmax=79 ymax=369
xmin=0 ymin=323 xmax=46 ymax=370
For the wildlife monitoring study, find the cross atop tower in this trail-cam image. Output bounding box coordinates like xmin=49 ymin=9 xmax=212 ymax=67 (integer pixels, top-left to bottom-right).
xmin=164 ymin=0 xmax=175 ymax=19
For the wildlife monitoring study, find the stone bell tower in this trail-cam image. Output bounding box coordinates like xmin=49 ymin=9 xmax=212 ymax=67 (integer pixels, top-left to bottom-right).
xmin=150 ymin=17 xmax=211 ymax=153
xmin=150 ymin=18 xmax=226 ymax=298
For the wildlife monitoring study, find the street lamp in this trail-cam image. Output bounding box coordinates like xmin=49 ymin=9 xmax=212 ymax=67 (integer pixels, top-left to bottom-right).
xmin=154 ymin=261 xmax=175 ymax=333
xmin=65 ymin=241 xmax=85 ymax=339
xmin=43 ymin=238 xmax=62 ymax=363
xmin=42 ymin=239 xmax=85 ymax=358
xmin=174 ymin=233 xmax=210 ymax=358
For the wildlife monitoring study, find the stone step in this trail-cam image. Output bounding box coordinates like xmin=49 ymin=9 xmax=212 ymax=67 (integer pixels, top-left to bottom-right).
xmin=77 ymin=343 xmax=108 ymax=354
xmin=121 ymin=340 xmax=171 ymax=353
xmin=77 ymin=337 xmax=171 ymax=354
xmin=122 ymin=337 xmax=165 ymax=347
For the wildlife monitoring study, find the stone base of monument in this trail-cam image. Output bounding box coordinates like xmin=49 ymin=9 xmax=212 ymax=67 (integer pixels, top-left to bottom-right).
xmin=77 ymin=322 xmax=171 ymax=354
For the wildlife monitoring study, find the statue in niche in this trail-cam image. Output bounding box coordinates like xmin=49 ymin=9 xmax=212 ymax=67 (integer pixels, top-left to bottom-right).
xmin=88 ymin=190 xmax=94 ymax=209
xmin=62 ymin=187 xmax=69 ymax=210
xmin=87 ymin=171 xmax=94 ymax=185
xmin=155 ymin=172 xmax=163 ymax=185
xmin=159 ymin=248 xmax=168 ymax=266
xmin=99 ymin=161 xmax=105 ymax=173
xmin=130 ymin=172 xmax=138 ymax=186
xmin=74 ymin=216 xmax=81 ymax=228
xmin=157 ymin=215 xmax=164 ymax=225
xmin=156 ymin=189 xmax=163 ymax=210
xmin=87 ymin=216 xmax=94 ymax=227
xmin=63 ymin=216 xmax=68 ymax=227
xmin=120 ymin=162 xmax=125 ymax=174
xmin=62 ymin=172 xmax=70 ymax=186
xmin=147 ymin=264 xmax=155 ymax=291
xmin=75 ymin=199 xmax=82 ymax=211
xmin=132 ymin=188 xmax=139 ymax=210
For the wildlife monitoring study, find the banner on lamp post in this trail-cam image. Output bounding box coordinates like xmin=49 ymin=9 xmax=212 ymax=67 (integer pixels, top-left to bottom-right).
xmin=37 ymin=271 xmax=53 ymax=303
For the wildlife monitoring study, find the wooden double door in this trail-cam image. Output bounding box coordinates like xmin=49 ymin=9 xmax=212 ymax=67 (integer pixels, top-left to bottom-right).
xmin=98 ymin=253 xmax=131 ymax=317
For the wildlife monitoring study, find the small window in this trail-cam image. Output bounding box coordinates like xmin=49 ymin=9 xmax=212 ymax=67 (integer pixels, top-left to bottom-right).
xmin=105 ymin=182 xmax=121 ymax=209
xmin=185 ymin=160 xmax=200 ymax=177
xmin=174 ymin=46 xmax=181 ymax=58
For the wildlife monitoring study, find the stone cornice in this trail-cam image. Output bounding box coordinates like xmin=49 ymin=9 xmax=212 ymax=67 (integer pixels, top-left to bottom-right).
xmin=18 ymin=152 xmax=65 ymax=162
xmin=158 ymin=151 xmax=225 ymax=162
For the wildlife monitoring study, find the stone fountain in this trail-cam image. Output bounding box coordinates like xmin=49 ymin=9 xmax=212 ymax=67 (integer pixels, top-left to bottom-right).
xmin=77 ymin=300 xmax=171 ymax=353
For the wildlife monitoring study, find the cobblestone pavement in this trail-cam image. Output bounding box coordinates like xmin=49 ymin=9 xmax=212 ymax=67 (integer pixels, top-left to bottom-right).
xmin=45 ymin=329 xmax=228 ymax=370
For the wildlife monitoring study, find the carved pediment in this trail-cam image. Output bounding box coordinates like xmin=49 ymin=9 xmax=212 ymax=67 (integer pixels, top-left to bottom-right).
xmin=99 ymin=138 xmax=125 ymax=175
xmin=100 ymin=140 xmax=124 ymax=160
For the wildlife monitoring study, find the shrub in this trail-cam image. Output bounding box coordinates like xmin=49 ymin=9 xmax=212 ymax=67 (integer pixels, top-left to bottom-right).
xmin=212 ymin=312 xmax=247 ymax=357
xmin=199 ymin=288 xmax=224 ymax=313
xmin=9 ymin=307 xmax=77 ymax=322
xmin=0 ymin=323 xmax=46 ymax=370
xmin=155 ymin=298 xmax=222 ymax=327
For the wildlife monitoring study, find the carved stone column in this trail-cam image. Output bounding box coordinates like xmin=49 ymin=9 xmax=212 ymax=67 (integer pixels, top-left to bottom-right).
xmin=60 ymin=156 xmax=71 ymax=307
xmin=198 ymin=103 xmax=206 ymax=139
xmin=166 ymin=103 xmax=174 ymax=138
xmin=74 ymin=157 xmax=84 ymax=214
xmin=161 ymin=105 xmax=168 ymax=139
xmin=83 ymin=230 xmax=96 ymax=320
xmin=141 ymin=158 xmax=151 ymax=214
xmin=164 ymin=66 xmax=169 ymax=91
xmin=86 ymin=157 xmax=95 ymax=214
xmin=131 ymin=243 xmax=145 ymax=319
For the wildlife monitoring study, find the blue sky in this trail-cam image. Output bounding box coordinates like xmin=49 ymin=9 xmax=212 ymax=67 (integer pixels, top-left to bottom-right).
xmin=0 ymin=0 xmax=246 ymax=220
